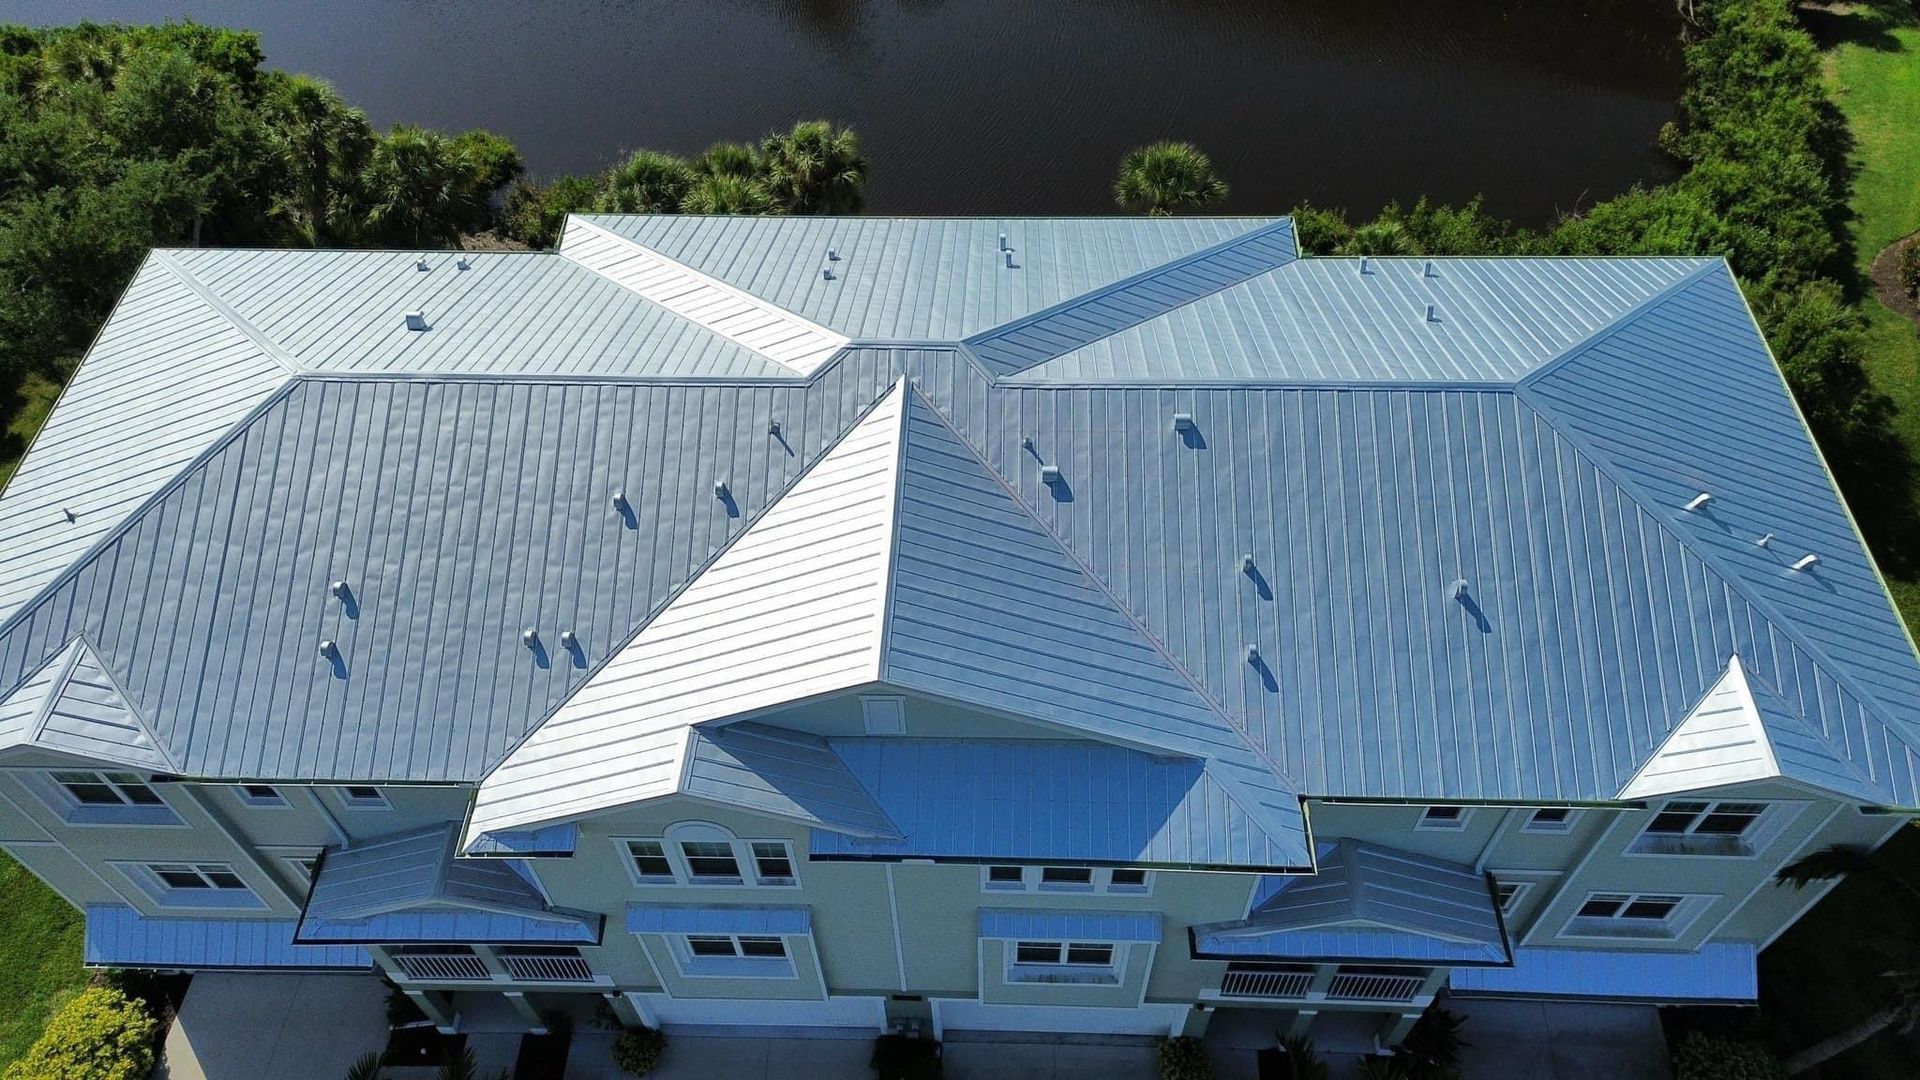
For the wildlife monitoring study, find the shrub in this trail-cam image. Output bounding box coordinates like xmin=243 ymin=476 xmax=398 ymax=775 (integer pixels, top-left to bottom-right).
xmin=1 ymin=986 xmax=156 ymax=1080
xmin=610 ymin=1025 xmax=667 ymax=1077
xmin=1671 ymin=1031 xmax=1785 ymax=1080
xmin=1157 ymin=1034 xmax=1212 ymax=1080
xmin=870 ymin=1032 xmax=943 ymax=1080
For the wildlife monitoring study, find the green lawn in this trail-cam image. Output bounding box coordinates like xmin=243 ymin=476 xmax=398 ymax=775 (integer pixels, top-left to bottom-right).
xmin=0 ymin=853 xmax=87 ymax=1066
xmin=1812 ymin=0 xmax=1920 ymax=631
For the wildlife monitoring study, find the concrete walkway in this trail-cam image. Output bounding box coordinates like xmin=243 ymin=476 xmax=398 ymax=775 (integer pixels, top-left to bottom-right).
xmin=157 ymin=973 xmax=389 ymax=1080
xmin=1448 ymin=999 xmax=1672 ymax=1080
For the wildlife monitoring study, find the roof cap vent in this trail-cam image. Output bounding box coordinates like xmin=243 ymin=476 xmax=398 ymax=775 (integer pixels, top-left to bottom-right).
xmin=1448 ymin=578 xmax=1469 ymax=600
xmin=1791 ymin=553 xmax=1820 ymax=572
xmin=1039 ymin=465 xmax=1062 ymax=486
xmin=456 ymin=256 xmax=470 ymax=271
xmin=318 ymin=639 xmax=338 ymax=660
xmin=1359 ymin=256 xmax=1371 ymax=275
xmin=827 ymin=247 xmax=839 ymax=261
xmin=329 ymin=580 xmax=350 ymax=599
xmin=998 ymin=232 xmax=1010 ymax=252
xmin=558 ymin=630 xmax=577 ymax=649
xmin=415 ymin=257 xmax=430 ymax=272
xmin=1424 ymin=260 xmax=1437 ymax=278
xmin=611 ymin=490 xmax=629 ymax=513
xmin=1756 ymin=532 xmax=1774 ymax=548
xmin=404 ymin=309 xmax=428 ymax=331
xmin=1424 ymin=303 xmax=1440 ymax=323
xmin=522 ymin=628 xmax=539 ymax=647
xmin=1244 ymin=643 xmax=1261 ymax=664
xmin=713 ymin=479 xmax=730 ymax=500
xmin=1241 ymin=553 xmax=1257 ymax=573
xmin=1004 ymin=250 xmax=1016 ymax=269
xmin=1683 ymin=492 xmax=1712 ymax=512
xmin=1171 ymin=412 xmax=1196 ymax=433
xmin=822 ymin=266 xmax=835 ymax=281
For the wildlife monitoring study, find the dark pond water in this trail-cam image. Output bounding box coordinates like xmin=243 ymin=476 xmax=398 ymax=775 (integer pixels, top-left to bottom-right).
xmin=13 ymin=1 xmax=1686 ymax=225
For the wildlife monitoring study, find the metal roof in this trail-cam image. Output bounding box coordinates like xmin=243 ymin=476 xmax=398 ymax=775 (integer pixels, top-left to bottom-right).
xmin=978 ymin=908 xmax=1162 ymax=943
xmin=1192 ymin=840 xmax=1507 ymax=964
xmin=85 ymin=905 xmax=370 ymax=970
xmin=1448 ymin=942 xmax=1757 ymax=1003
xmin=625 ymin=903 xmax=812 ymax=935
xmin=2 ymin=217 xmax=1916 ymax=863
xmin=0 ymin=638 xmax=176 ymax=771
xmin=682 ymin=723 xmax=901 ymax=840
xmin=812 ymin=739 xmax=1302 ymax=869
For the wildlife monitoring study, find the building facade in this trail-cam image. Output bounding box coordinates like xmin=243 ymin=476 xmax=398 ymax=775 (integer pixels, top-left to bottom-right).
xmin=0 ymin=216 xmax=1914 ymax=1046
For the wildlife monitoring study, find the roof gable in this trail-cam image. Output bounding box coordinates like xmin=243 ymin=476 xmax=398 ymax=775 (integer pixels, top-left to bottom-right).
xmin=0 ymin=638 xmax=176 ymax=772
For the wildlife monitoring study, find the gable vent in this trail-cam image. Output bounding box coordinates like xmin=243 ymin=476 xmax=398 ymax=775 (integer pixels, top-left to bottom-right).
xmin=861 ymin=695 xmax=907 ymax=735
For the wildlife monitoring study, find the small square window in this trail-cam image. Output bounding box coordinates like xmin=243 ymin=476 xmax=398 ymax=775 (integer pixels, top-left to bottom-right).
xmin=1494 ymin=881 xmax=1529 ymax=914
xmin=1622 ymin=896 xmax=1681 ymax=920
xmin=238 ymin=784 xmax=286 ymax=807
xmin=155 ymin=864 xmax=209 ymax=889
xmin=737 ymin=936 xmax=786 ymax=958
xmin=1694 ymin=804 xmax=1764 ymax=837
xmin=627 ymin=840 xmax=675 ymax=881
xmin=751 ymin=842 xmax=795 ymax=885
xmin=1523 ymin=807 xmax=1575 ymax=832
xmin=1418 ymin=806 xmax=1467 ymax=829
xmin=986 ymin=865 xmax=1025 ymax=886
xmin=340 ymin=786 xmax=388 ymax=809
xmin=1577 ymin=895 xmax=1626 ymax=919
xmin=1015 ymin=941 xmax=1061 ymax=965
xmin=1039 ymin=866 xmax=1093 ymax=890
xmin=1108 ymin=868 xmax=1150 ymax=892
xmin=681 ymin=841 xmax=742 ymax=881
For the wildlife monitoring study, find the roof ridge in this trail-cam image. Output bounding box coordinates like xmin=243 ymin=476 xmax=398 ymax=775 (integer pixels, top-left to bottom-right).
xmin=962 ymin=219 xmax=1298 ymax=375
xmin=899 ymin=380 xmax=1303 ymax=795
xmin=1513 ymin=260 xmax=1725 ymax=391
xmin=1514 ymin=318 xmax=1920 ymax=775
xmin=151 ymin=252 xmax=307 ymax=375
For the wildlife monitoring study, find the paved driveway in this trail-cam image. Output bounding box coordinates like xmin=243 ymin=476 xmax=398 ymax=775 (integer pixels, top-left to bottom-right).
xmin=157 ymin=973 xmax=389 ymax=1080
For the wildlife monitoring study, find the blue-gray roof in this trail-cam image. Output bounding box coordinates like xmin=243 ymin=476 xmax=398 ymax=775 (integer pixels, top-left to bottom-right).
xmin=2 ymin=216 xmax=1916 ymax=852
xmin=86 ymin=905 xmax=370 ymax=970
xmin=978 ymin=908 xmax=1162 ymax=943
xmin=1449 ymin=942 xmax=1757 ymax=1003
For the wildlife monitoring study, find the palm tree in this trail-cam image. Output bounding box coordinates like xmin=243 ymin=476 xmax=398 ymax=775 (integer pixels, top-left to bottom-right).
xmin=1112 ymin=141 xmax=1229 ymax=216
xmin=757 ymin=120 xmax=867 ymax=214
xmin=344 ymin=1051 xmax=381 ymax=1080
xmin=1336 ymin=220 xmax=1417 ymax=256
xmin=681 ymin=173 xmax=780 ymax=215
xmin=266 ymin=74 xmax=373 ymax=245
xmin=354 ymin=125 xmax=484 ymax=248
xmin=595 ymin=150 xmax=693 ymax=213
xmin=1774 ymin=843 xmax=1920 ymax=1074
xmin=690 ymin=141 xmax=760 ymax=181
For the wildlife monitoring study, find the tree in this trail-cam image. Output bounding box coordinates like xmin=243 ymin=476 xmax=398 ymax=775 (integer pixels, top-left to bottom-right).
xmin=1113 ymin=141 xmax=1228 ymax=216
xmin=690 ymin=141 xmax=759 ymax=181
xmin=1774 ymin=844 xmax=1920 ymax=1074
xmin=757 ymin=120 xmax=867 ymax=214
xmin=501 ymin=173 xmax=604 ymax=248
xmin=447 ymin=128 xmax=523 ymax=232
xmin=353 ymin=124 xmax=485 ymax=247
xmin=682 ymin=172 xmax=779 ymax=215
xmin=263 ymin=74 xmax=372 ymax=244
xmin=596 ymin=149 xmax=693 ymax=213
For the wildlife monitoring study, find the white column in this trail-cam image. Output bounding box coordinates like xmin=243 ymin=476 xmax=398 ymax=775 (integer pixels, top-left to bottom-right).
xmin=405 ymin=989 xmax=459 ymax=1033
xmin=1379 ymin=1010 xmax=1423 ymax=1048
xmin=503 ymin=991 xmax=547 ymax=1033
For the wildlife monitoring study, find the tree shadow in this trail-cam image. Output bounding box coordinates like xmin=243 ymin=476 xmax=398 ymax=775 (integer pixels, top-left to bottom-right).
xmin=1796 ymin=0 xmax=1911 ymax=54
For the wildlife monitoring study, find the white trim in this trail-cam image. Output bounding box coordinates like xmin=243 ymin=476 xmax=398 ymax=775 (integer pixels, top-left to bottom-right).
xmin=1519 ymin=807 xmax=1583 ymax=835
xmin=978 ymin=865 xmax=1155 ymax=896
xmin=306 ymin=787 xmax=351 ymax=845
xmin=111 ymin=859 xmax=269 ymax=912
xmin=613 ymin=825 xmax=802 ymax=889
xmin=665 ymin=933 xmax=801 ymax=981
xmin=1521 ymin=809 xmax=1626 ymax=947
xmin=1473 ymin=808 xmax=1518 ymax=872
xmin=232 ymin=783 xmax=290 ymax=808
xmin=336 ymin=786 xmax=390 ymax=811
xmin=1623 ymin=799 xmax=1802 ymax=860
xmin=886 ymin=863 xmax=908 ymax=992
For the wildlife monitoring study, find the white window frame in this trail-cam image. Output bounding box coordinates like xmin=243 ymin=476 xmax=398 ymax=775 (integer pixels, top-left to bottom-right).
xmin=114 ymin=860 xmax=266 ymax=911
xmin=1626 ymin=800 xmax=1798 ymax=859
xmin=337 ymin=786 xmax=390 ymax=810
xmin=667 ymin=933 xmax=798 ymax=980
xmin=978 ymin=866 xmax=1155 ymax=896
xmin=1415 ymin=805 xmax=1471 ymax=831
xmin=614 ymin=823 xmax=800 ymax=889
xmin=235 ymin=784 xmax=289 ymax=808
xmin=1557 ymin=891 xmax=1714 ymax=942
xmin=1494 ymin=880 xmax=1531 ymax=915
xmin=1003 ymin=938 xmax=1122 ymax=985
xmin=28 ymin=770 xmax=182 ymax=827
xmin=1520 ymin=807 xmax=1581 ymax=834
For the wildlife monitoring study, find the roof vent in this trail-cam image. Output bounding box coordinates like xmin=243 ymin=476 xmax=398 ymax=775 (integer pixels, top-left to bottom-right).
xmin=1424 ymin=260 xmax=1437 ymax=278
xmin=1424 ymin=304 xmax=1440 ymax=323
xmin=822 ymin=266 xmax=835 ymax=281
xmin=1241 ymin=553 xmax=1257 ymax=574
xmin=998 ymin=232 xmax=1010 ymax=252
xmin=456 ymin=256 xmax=470 ymax=271
xmin=1020 ymin=435 xmax=1035 ymax=452
xmin=611 ymin=490 xmax=629 ymax=513
xmin=768 ymin=419 xmax=782 ymax=437
xmin=1172 ymin=412 xmax=1196 ymax=433
xmin=1359 ymin=256 xmax=1371 ymax=275
xmin=329 ymin=580 xmax=350 ymax=599
xmin=404 ymin=310 xmax=427 ymax=331
xmin=1244 ymin=643 xmax=1261 ymax=664
xmin=558 ymin=630 xmax=577 ymax=649
xmin=1791 ymin=553 xmax=1820 ymax=572
xmin=318 ymin=639 xmax=339 ymax=660
xmin=1004 ymin=250 xmax=1016 ymax=269
xmin=60 ymin=507 xmax=76 ymax=523
xmin=827 ymin=247 xmax=840 ymax=261
xmin=1683 ymin=492 xmax=1712 ymax=512
xmin=1449 ymin=578 xmax=1469 ymax=600
xmin=713 ymin=479 xmax=730 ymax=500
xmin=1040 ymin=465 xmax=1062 ymax=486
xmin=522 ymin=628 xmax=540 ymax=647
xmin=861 ymin=695 xmax=907 ymax=735
xmin=415 ymin=257 xmax=430 ymax=272
xmin=1756 ymin=532 xmax=1774 ymax=548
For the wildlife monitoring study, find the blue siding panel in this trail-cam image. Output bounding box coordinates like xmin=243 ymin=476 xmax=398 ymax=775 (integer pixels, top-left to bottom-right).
xmin=1449 ymin=943 xmax=1757 ymax=1003
xmin=297 ymin=910 xmax=600 ymax=945
xmin=85 ymin=905 xmax=369 ymax=970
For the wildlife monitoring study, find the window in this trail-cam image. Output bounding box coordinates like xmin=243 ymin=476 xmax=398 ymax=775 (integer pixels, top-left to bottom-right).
xmin=1039 ymin=866 xmax=1094 ymax=891
xmin=237 ymin=784 xmax=286 ymax=807
xmin=671 ymin=933 xmax=795 ymax=978
xmin=626 ymin=840 xmax=675 ymax=883
xmin=1005 ymin=939 xmax=1121 ymax=984
xmin=750 ymin=842 xmax=796 ymax=886
xmin=1522 ymin=807 xmax=1577 ymax=833
xmin=121 ymin=861 xmax=263 ymax=910
xmin=1631 ymin=801 xmax=1780 ymax=856
xmin=339 ymin=786 xmax=388 ymax=809
xmin=1494 ymin=881 xmax=1529 ymax=914
xmin=680 ymin=841 xmax=743 ymax=882
xmin=290 ymin=856 xmax=321 ymax=884
xmin=979 ymin=866 xmax=1151 ymax=895
xmin=53 ymin=771 xmax=161 ymax=806
xmin=1563 ymin=892 xmax=1704 ymax=940
xmin=1417 ymin=805 xmax=1468 ymax=830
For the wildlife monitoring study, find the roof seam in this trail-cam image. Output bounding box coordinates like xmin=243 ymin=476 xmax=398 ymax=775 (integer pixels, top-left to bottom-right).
xmin=150 ymin=252 xmax=307 ymax=374
xmin=900 ymin=380 xmax=1304 ymax=794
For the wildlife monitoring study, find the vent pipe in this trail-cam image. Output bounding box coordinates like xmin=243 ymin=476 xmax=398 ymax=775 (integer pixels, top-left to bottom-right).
xmin=1171 ymin=412 xmax=1196 ymax=433
xmin=1425 ymin=304 xmax=1439 ymax=323
xmin=1683 ymin=492 xmax=1712 ymax=512
xmin=1040 ymin=465 xmax=1062 ymax=486
xmin=522 ymin=628 xmax=540 ymax=647
xmin=1791 ymin=554 xmax=1820 ymax=572
xmin=1359 ymin=256 xmax=1370 ymax=275
xmin=998 ymin=232 xmax=1010 ymax=252
xmin=318 ymin=640 xmax=338 ymax=660
xmin=1004 ymin=250 xmax=1016 ymax=269
xmin=713 ymin=479 xmax=730 ymax=500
